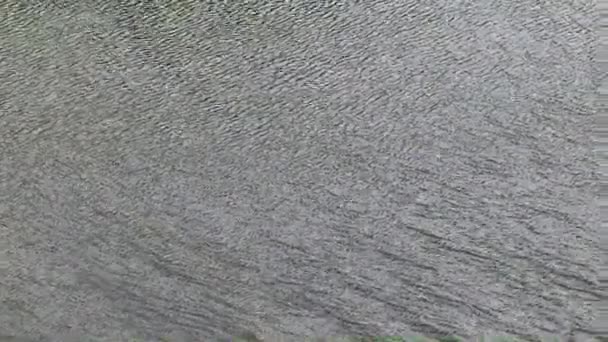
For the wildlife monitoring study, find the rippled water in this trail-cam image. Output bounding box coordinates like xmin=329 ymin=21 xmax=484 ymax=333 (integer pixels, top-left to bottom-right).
xmin=0 ymin=1 xmax=602 ymax=341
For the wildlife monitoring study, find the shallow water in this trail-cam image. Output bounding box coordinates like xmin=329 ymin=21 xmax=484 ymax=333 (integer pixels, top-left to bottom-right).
xmin=0 ymin=1 xmax=602 ymax=341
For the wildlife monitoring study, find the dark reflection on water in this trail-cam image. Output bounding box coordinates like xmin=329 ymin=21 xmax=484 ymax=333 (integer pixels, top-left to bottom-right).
xmin=0 ymin=1 xmax=602 ymax=341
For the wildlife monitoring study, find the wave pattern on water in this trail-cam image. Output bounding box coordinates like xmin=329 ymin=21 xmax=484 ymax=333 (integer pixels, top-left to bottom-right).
xmin=0 ymin=1 xmax=602 ymax=341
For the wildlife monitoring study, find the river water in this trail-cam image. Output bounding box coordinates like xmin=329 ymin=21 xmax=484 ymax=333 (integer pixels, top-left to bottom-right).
xmin=0 ymin=1 xmax=602 ymax=341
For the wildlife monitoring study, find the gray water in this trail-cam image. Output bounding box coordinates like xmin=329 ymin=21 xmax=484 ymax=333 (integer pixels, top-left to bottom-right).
xmin=0 ymin=1 xmax=603 ymax=341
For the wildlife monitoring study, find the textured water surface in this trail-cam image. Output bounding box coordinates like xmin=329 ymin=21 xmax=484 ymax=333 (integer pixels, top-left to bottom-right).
xmin=0 ymin=1 xmax=602 ymax=341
